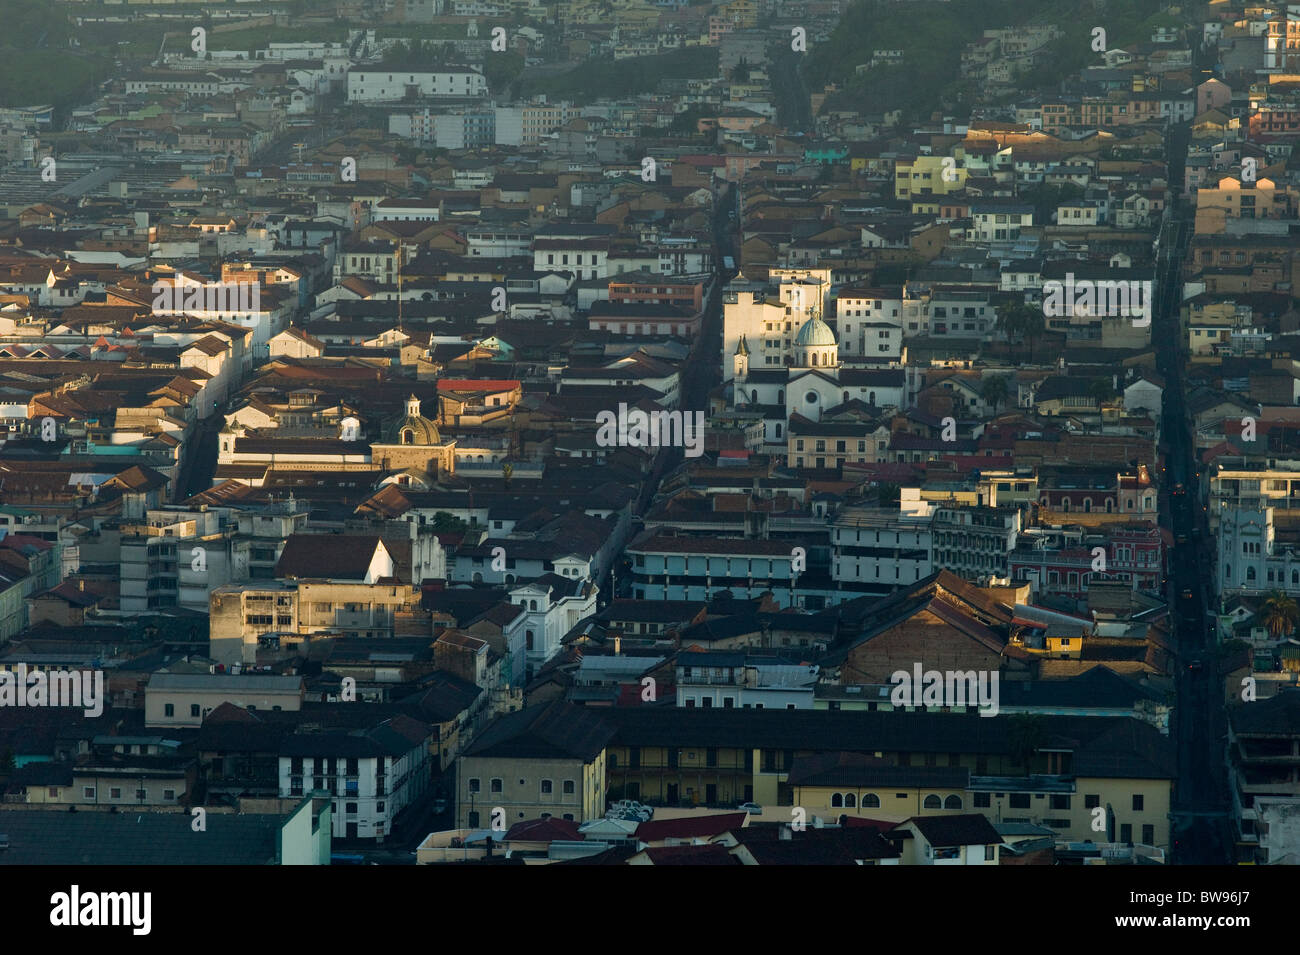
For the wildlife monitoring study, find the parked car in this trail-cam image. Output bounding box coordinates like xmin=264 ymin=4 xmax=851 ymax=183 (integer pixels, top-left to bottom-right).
xmin=738 ymin=802 xmax=763 ymax=815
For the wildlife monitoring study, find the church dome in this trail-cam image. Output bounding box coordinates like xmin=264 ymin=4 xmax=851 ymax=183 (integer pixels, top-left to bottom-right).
xmin=794 ymin=316 xmax=837 ymax=347
xmin=383 ymin=395 xmax=441 ymax=445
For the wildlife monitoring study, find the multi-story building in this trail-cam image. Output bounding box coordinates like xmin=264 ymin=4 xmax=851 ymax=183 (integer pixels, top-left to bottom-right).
xmin=1228 ymin=691 xmax=1300 ymax=864
xmin=675 ymin=649 xmax=820 ymax=710
xmin=346 ymin=69 xmax=487 ymax=103
xmin=831 ymin=502 xmax=934 ymax=598
xmin=280 ymin=715 xmax=432 ymax=841
xmin=834 ymin=285 xmax=904 ymax=359
xmin=931 ymin=503 xmax=1021 ymax=581
xmin=457 ymin=701 xmax=614 ymax=829
xmin=627 ymin=530 xmax=834 ymax=610
xmin=1009 ymin=522 xmax=1164 ymax=600
xmin=1208 ymin=460 xmax=1300 ymax=597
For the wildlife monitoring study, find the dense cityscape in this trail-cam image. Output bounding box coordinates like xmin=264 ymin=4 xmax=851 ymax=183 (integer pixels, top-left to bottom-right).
xmin=0 ymin=0 xmax=1289 ymax=898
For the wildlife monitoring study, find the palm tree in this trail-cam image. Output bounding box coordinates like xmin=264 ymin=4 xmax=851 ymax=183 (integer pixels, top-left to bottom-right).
xmin=996 ymin=303 xmax=1045 ymax=363
xmin=979 ymin=374 xmax=1009 ymax=414
xmin=1260 ymin=590 xmax=1299 ymax=640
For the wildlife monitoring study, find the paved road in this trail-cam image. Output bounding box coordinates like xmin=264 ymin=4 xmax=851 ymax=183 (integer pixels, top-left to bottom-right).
xmin=1153 ymin=121 xmax=1233 ymax=865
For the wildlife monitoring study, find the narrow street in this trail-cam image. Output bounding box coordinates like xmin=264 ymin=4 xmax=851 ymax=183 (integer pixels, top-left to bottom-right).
xmin=1154 ymin=121 xmax=1233 ymax=865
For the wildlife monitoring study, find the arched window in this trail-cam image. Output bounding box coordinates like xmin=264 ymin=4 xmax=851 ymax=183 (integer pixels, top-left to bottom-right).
xmin=751 ymin=389 xmax=758 ymax=403
xmin=777 ymin=390 xmax=784 ymax=404
xmin=1292 ymin=570 xmax=1298 ymax=585
xmin=831 ymin=793 xmax=843 ymax=807
xmin=775 ymin=423 xmax=782 ymax=438
xmin=844 ymin=793 xmax=856 ymax=808
xmin=843 ymin=391 xmax=850 ymax=404
xmin=864 ymin=793 xmax=880 ymax=808
xmin=1225 ymin=564 xmax=1231 ymax=579
xmin=869 ymin=391 xmax=876 ymax=404
xmin=526 ymin=630 xmax=535 ymax=649
xmin=529 ymin=599 xmax=538 ymax=611
xmin=923 ymin=794 xmax=942 ymax=809
xmin=1083 ymin=499 xmax=1092 ymax=512
xmin=1061 ymin=499 xmax=1070 ymax=512
xmin=402 ymin=429 xmax=414 ymax=445
xmin=1247 ymin=567 xmax=1257 ymax=581
xmin=944 ymin=795 xmax=962 ymax=809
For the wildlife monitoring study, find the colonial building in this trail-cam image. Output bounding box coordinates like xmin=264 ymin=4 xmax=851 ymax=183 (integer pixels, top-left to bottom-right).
xmin=370 ymin=395 xmax=456 ymax=477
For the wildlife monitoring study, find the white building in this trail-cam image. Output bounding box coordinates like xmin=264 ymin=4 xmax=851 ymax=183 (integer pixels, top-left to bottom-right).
xmin=675 ymin=649 xmax=819 ymax=709
xmin=509 ymin=573 xmax=599 ymax=677
xmin=346 ymin=69 xmax=486 ymax=103
xmin=280 ymin=717 xmax=432 ymax=842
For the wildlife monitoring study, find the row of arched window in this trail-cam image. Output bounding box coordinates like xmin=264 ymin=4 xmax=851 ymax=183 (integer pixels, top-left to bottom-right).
xmin=830 ymin=793 xmax=963 ymax=810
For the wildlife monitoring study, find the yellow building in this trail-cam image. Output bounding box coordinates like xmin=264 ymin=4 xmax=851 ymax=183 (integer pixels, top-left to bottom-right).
xmin=600 ymin=708 xmax=1175 ymax=848
xmin=457 ymin=701 xmax=612 ymax=829
xmin=894 ymin=155 xmax=969 ymax=201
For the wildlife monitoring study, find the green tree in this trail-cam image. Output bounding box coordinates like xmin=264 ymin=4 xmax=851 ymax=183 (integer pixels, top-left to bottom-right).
xmin=997 ymin=303 xmax=1045 ymax=363
xmin=979 ymin=374 xmax=1010 ymax=414
xmin=1260 ymin=590 xmax=1299 ymax=640
xmin=429 ymin=512 xmax=468 ymax=532
xmin=1008 ymin=712 xmax=1045 ymax=771
xmin=1089 ymin=377 xmax=1117 ymax=408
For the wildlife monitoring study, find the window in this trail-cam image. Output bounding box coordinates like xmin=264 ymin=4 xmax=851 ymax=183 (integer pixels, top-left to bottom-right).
xmin=974 ymin=792 xmax=991 ymax=808
xmin=110 ymin=788 xmax=121 ymax=799
xmin=563 ymin=780 xmax=575 ymax=795
xmin=164 ymin=703 xmax=174 ymax=717
xmin=1120 ymin=823 xmax=1132 ymax=844
xmin=923 ymin=794 xmax=942 ymax=809
xmin=1009 ymin=793 xmax=1031 ymax=809
xmin=469 ymin=778 xmax=481 ymax=793
xmin=190 ymin=704 xmax=201 ymax=718
xmin=984 ymin=845 xmax=996 ymax=861
xmin=1051 ymin=795 xmax=1071 ymax=810
xmin=1142 ymin=824 xmax=1154 ymax=845
xmin=864 ymin=793 xmax=880 ymax=808
xmin=490 ymin=778 xmax=503 ymax=793
xmin=83 ymin=787 xmax=95 ymax=799
xmin=163 ymin=789 xmax=175 ymax=800
xmin=1132 ymin=794 xmax=1144 ymax=811
xmin=844 ymin=793 xmax=857 ymax=808
xmin=944 ymin=795 xmax=962 ymax=809
xmin=1085 ymin=794 xmax=1100 ymax=809
xmin=541 ymin=779 xmax=553 ymax=794
xmin=832 ymin=793 xmax=844 ymax=807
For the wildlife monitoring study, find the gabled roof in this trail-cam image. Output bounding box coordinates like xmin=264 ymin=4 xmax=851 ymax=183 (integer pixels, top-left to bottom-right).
xmin=274 ymin=533 xmax=384 ymax=581
xmin=899 ymin=813 xmax=1002 ymax=847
